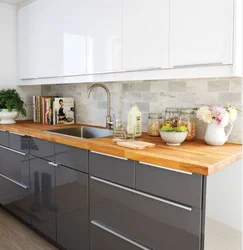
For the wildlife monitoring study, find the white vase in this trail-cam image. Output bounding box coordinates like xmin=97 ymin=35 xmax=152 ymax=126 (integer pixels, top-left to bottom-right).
xmin=0 ymin=109 xmax=19 ymax=124
xmin=204 ymin=122 xmax=233 ymax=146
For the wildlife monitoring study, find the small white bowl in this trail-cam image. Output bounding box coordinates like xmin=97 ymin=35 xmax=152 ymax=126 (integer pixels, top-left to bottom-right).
xmin=160 ymin=131 xmax=188 ymax=146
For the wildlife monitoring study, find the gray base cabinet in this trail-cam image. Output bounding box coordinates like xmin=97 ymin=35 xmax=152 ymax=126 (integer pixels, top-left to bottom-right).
xmin=56 ymin=165 xmax=89 ymax=250
xmin=30 ymin=156 xmax=56 ymax=242
xmin=90 ymin=176 xmax=202 ymax=250
xmin=0 ymin=145 xmax=30 ymax=224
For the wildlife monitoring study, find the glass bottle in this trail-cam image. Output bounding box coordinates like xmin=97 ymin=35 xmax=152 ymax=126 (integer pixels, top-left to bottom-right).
xmin=178 ymin=108 xmax=196 ymax=140
xmin=163 ymin=108 xmax=179 ymax=127
xmin=147 ymin=113 xmax=163 ymax=136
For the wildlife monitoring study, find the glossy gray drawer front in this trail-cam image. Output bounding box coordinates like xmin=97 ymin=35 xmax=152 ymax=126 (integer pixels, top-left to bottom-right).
xmin=89 ymin=151 xmax=135 ymax=187
xmin=55 ymin=143 xmax=88 ymax=173
xmin=91 ymin=221 xmax=149 ymax=250
xmin=29 ymin=137 xmax=54 ymax=160
xmin=90 ymin=176 xmax=201 ymax=250
xmin=9 ymin=133 xmax=29 ymax=154
xmin=136 ymin=162 xmax=203 ymax=208
xmin=0 ymin=130 xmax=9 ymax=147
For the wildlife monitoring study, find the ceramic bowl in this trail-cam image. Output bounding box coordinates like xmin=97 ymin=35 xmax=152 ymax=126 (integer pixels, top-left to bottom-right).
xmin=160 ymin=131 xmax=188 ymax=146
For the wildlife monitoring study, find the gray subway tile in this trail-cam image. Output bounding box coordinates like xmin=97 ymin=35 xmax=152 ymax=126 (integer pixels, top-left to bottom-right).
xmin=137 ymin=102 xmax=149 ymax=112
xmin=231 ymin=79 xmax=242 ymax=92
xmin=143 ymin=92 xmax=159 ymax=102
xmin=168 ymin=81 xmax=187 ymax=92
xmin=124 ymin=92 xmax=142 ymax=102
xmin=98 ymin=101 xmax=107 ymax=109
xmin=208 ymin=80 xmax=230 ymax=92
xmin=218 ymin=92 xmax=242 ymax=105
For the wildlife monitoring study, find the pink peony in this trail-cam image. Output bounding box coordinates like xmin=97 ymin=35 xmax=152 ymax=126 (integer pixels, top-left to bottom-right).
xmin=210 ymin=105 xmax=227 ymax=125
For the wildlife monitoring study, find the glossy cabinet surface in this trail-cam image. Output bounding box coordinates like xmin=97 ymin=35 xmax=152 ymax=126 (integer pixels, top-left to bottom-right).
xmin=90 ymin=176 xmax=201 ymax=250
xmin=55 ymin=143 xmax=88 ymax=173
xmin=170 ymin=0 xmax=233 ymax=67
xmin=122 ymin=0 xmax=169 ymax=70
xmin=89 ymin=151 xmax=135 ymax=187
xmin=9 ymin=133 xmax=29 ymax=154
xmin=56 ymin=165 xmax=89 ymax=250
xmin=30 ymin=156 xmax=56 ymax=241
xmin=0 ymin=130 xmax=9 ymax=147
xmin=136 ymin=162 xmax=203 ymax=208
xmin=29 ymin=138 xmax=55 ymax=160
xmin=0 ymin=146 xmax=30 ymax=224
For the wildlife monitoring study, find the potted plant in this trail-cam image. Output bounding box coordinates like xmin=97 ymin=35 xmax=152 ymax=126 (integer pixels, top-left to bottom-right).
xmin=196 ymin=105 xmax=240 ymax=145
xmin=0 ymin=88 xmax=26 ymax=124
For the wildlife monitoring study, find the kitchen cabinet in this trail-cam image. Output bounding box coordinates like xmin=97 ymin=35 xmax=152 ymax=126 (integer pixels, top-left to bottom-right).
xmin=0 ymin=130 xmax=9 ymax=147
xmin=30 ymin=156 xmax=56 ymax=241
xmin=90 ymin=175 xmax=202 ymax=250
xmin=170 ymin=0 xmax=234 ymax=67
xmin=18 ymin=0 xmax=62 ymax=79
xmin=56 ymin=164 xmax=89 ymax=250
xmin=0 ymin=145 xmax=30 ymax=224
xmin=122 ymin=0 xmax=169 ymax=71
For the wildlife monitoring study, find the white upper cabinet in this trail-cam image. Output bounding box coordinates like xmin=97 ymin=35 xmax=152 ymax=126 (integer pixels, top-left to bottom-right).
xmin=122 ymin=0 xmax=170 ymax=71
xmin=18 ymin=0 xmax=62 ymax=79
xmin=170 ymin=0 xmax=234 ymax=68
xmin=85 ymin=0 xmax=122 ymax=74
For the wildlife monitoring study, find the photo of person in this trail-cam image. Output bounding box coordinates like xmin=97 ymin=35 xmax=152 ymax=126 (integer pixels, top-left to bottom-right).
xmin=54 ymin=98 xmax=74 ymax=124
xmin=58 ymin=99 xmax=66 ymax=121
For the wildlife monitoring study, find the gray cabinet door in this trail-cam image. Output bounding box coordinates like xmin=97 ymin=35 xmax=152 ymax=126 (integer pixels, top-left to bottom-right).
xmin=89 ymin=151 xmax=135 ymax=187
xmin=9 ymin=133 xmax=29 ymax=154
xmin=0 ymin=146 xmax=30 ymax=224
xmin=0 ymin=130 xmax=9 ymax=147
xmin=136 ymin=162 xmax=203 ymax=208
xmin=29 ymin=138 xmax=54 ymax=160
xmin=55 ymin=143 xmax=88 ymax=173
xmin=90 ymin=221 xmax=149 ymax=250
xmin=90 ymin=176 xmax=201 ymax=250
xmin=30 ymin=156 xmax=56 ymax=241
xmin=56 ymin=165 xmax=89 ymax=250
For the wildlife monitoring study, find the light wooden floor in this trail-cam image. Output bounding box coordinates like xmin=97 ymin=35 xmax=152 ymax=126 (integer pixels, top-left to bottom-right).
xmin=0 ymin=208 xmax=57 ymax=250
xmin=0 ymin=208 xmax=241 ymax=250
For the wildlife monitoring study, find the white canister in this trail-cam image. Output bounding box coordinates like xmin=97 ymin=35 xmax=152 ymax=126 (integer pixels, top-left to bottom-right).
xmin=127 ymin=104 xmax=142 ymax=137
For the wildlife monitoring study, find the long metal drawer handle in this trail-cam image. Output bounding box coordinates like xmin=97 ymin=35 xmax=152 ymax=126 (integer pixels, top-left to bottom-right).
xmin=173 ymin=62 xmax=224 ymax=69
xmin=0 ymin=129 xmax=6 ymax=132
xmin=0 ymin=145 xmax=26 ymax=156
xmin=48 ymin=162 xmax=59 ymax=167
xmin=91 ymin=176 xmax=192 ymax=211
xmin=91 ymin=220 xmax=151 ymax=250
xmin=0 ymin=173 xmax=29 ymax=189
xmin=9 ymin=132 xmax=26 ymax=137
xmin=91 ymin=151 xmax=128 ymax=161
xmin=139 ymin=162 xmax=192 ymax=175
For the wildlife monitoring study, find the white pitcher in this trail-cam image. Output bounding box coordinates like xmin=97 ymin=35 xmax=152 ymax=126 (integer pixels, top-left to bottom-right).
xmin=204 ymin=122 xmax=233 ymax=146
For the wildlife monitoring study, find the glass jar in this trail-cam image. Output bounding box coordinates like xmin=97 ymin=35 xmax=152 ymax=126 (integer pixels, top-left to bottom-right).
xmin=178 ymin=108 xmax=196 ymax=140
xmin=163 ymin=108 xmax=179 ymax=127
xmin=147 ymin=113 xmax=163 ymax=136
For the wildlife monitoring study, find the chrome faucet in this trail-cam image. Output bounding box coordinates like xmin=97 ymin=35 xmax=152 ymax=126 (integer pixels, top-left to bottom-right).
xmin=87 ymin=83 xmax=112 ymax=129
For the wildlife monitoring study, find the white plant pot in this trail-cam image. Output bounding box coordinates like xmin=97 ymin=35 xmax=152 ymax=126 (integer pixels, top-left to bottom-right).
xmin=0 ymin=109 xmax=19 ymax=124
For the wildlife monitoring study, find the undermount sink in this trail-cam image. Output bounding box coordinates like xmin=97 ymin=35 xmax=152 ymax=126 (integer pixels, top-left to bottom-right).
xmin=46 ymin=126 xmax=113 ymax=139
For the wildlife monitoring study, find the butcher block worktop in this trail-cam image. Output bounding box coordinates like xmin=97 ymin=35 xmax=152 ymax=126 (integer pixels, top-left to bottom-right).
xmin=0 ymin=121 xmax=241 ymax=176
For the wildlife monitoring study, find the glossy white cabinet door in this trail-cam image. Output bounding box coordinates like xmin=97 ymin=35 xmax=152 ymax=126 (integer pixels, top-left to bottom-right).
xmin=86 ymin=0 xmax=122 ymax=74
xmin=61 ymin=0 xmax=87 ymax=76
xmin=170 ymin=0 xmax=234 ymax=67
xmin=38 ymin=0 xmax=62 ymax=78
xmin=18 ymin=1 xmax=41 ymax=79
xmin=122 ymin=0 xmax=169 ymax=71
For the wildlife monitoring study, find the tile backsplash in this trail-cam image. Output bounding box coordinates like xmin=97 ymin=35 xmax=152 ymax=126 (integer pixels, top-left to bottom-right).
xmin=41 ymin=77 xmax=242 ymax=144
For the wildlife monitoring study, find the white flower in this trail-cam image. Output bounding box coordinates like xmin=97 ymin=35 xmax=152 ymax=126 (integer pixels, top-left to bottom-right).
xmin=219 ymin=111 xmax=229 ymax=127
xmin=228 ymin=107 xmax=238 ymax=122
xmin=197 ymin=106 xmax=213 ymax=124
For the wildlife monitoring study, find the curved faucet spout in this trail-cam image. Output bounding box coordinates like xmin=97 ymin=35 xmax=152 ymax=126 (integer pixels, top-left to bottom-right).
xmin=87 ymin=84 xmax=112 ymax=128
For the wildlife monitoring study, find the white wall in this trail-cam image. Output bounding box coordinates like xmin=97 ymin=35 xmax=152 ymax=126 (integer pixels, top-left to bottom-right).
xmin=0 ymin=3 xmax=17 ymax=88
xmin=206 ymin=160 xmax=242 ymax=232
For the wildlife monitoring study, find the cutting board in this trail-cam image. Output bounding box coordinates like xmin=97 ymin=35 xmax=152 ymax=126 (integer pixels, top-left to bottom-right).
xmin=115 ymin=140 xmax=155 ymax=150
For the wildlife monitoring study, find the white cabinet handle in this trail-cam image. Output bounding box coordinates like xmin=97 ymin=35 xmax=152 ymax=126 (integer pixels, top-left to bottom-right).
xmin=0 ymin=145 xmax=26 ymax=156
xmin=91 ymin=151 xmax=127 ymax=161
xmin=48 ymin=162 xmax=59 ymax=167
xmin=0 ymin=173 xmax=29 ymax=189
xmin=139 ymin=162 xmax=192 ymax=175
xmin=172 ymin=62 xmax=224 ymax=69
xmin=123 ymin=67 xmax=161 ymax=72
xmin=91 ymin=220 xmax=151 ymax=250
xmin=91 ymin=176 xmax=192 ymax=211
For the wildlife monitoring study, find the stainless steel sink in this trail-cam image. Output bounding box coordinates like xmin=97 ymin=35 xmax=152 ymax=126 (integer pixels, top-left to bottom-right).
xmin=46 ymin=126 xmax=113 ymax=139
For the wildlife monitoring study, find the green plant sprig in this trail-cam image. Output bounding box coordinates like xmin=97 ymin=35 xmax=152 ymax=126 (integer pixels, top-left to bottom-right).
xmin=0 ymin=89 xmax=26 ymax=117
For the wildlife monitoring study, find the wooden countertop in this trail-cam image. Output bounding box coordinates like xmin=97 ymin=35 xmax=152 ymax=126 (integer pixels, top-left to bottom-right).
xmin=0 ymin=121 xmax=242 ymax=176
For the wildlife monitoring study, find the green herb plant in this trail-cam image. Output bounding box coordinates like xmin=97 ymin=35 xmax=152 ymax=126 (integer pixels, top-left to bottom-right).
xmin=0 ymin=89 xmax=26 ymax=117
